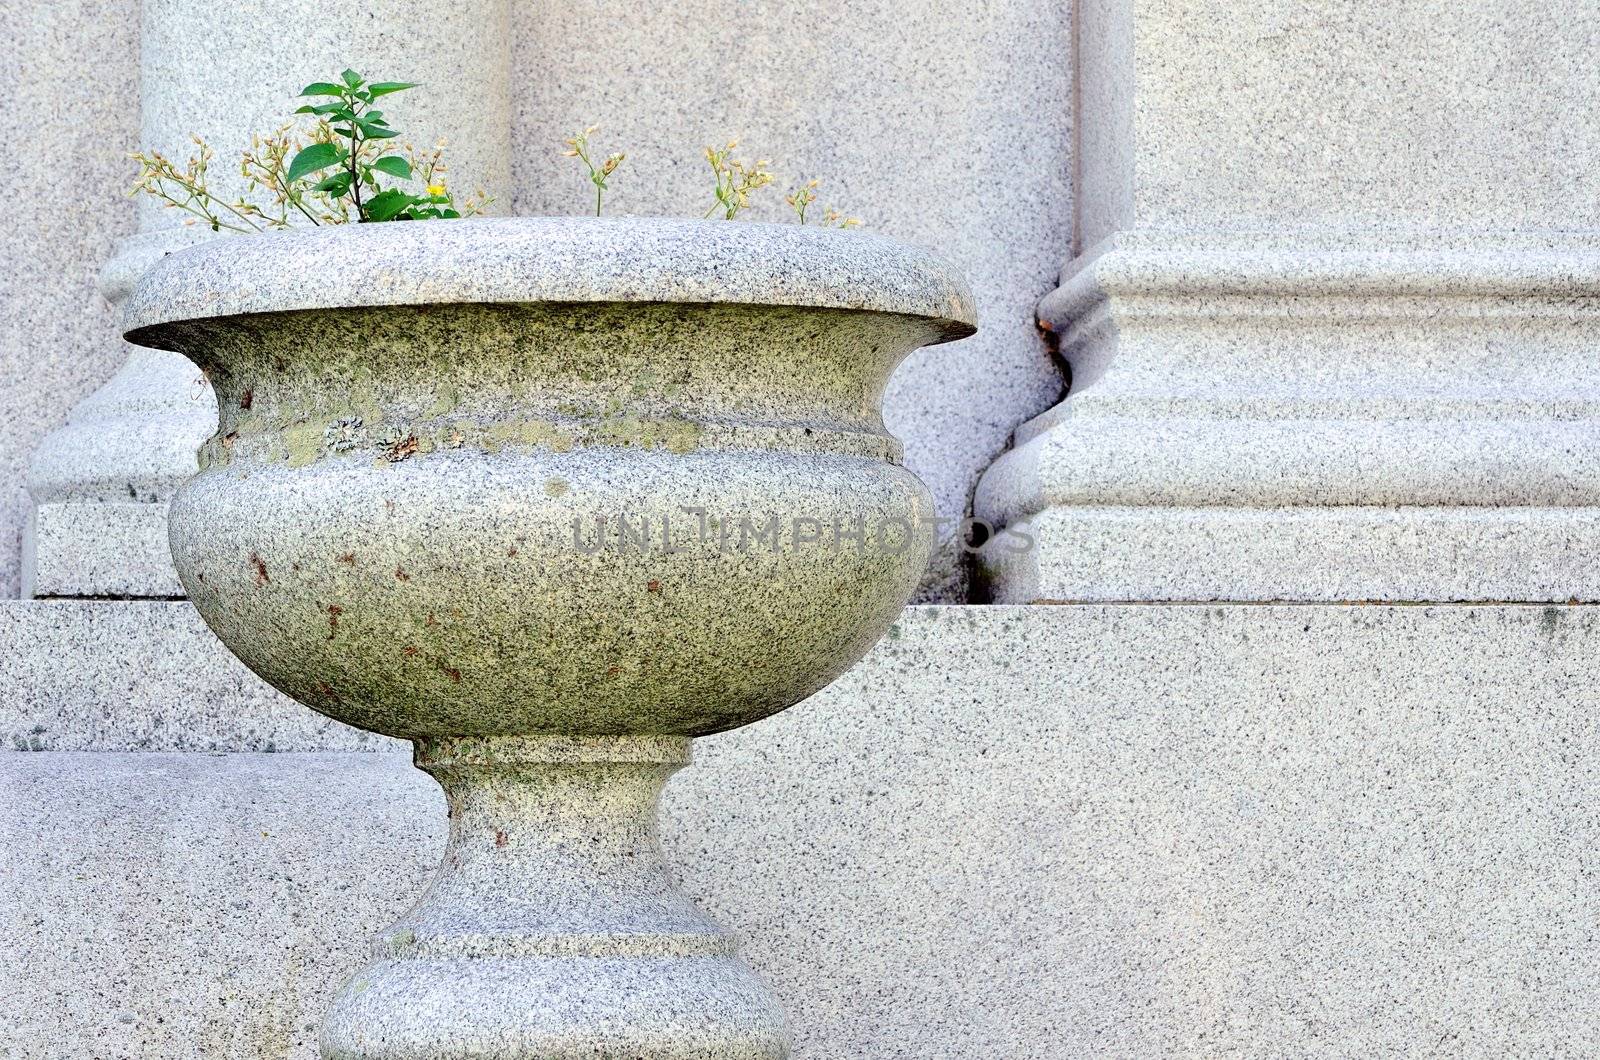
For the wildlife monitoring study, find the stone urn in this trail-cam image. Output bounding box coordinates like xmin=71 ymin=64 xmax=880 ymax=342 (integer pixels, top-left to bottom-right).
xmin=123 ymin=217 xmax=976 ymax=1059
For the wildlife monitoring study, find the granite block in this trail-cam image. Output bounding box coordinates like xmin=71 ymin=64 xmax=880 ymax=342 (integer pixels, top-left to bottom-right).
xmin=0 ymin=600 xmax=392 ymax=753
xmin=24 ymin=502 xmax=183 ymax=599
xmin=6 ymin=604 xmax=1600 ymax=1056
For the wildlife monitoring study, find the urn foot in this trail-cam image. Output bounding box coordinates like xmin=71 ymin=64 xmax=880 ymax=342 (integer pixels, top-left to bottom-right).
xmin=320 ymin=735 xmax=789 ymax=1060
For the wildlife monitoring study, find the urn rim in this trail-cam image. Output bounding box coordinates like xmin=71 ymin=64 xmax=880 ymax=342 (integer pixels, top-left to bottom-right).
xmin=121 ymin=215 xmax=978 ymax=347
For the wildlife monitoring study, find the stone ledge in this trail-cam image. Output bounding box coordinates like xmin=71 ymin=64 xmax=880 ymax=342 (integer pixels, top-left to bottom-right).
xmin=23 ymin=501 xmax=184 ymax=599
xmin=0 ymin=599 xmax=392 ymax=752
xmin=5 ymin=603 xmax=1600 ymax=1056
xmin=976 ymin=505 xmax=1600 ymax=604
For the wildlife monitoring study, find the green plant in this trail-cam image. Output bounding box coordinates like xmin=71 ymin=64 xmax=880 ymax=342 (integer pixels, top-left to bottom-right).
xmin=289 ymin=70 xmax=457 ymax=221
xmin=130 ymin=69 xmax=486 ymax=230
xmin=785 ymin=179 xmax=860 ymax=228
xmin=703 ymin=140 xmax=775 ymax=220
xmin=564 ymin=126 xmax=627 ymax=216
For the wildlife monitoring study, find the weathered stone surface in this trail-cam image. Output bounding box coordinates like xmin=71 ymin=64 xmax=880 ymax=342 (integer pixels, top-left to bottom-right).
xmin=123 ymin=217 xmax=976 ymax=329
xmin=511 ymin=0 xmax=1073 ymax=599
xmin=123 ymin=216 xmax=974 ymax=1056
xmin=7 ymin=603 xmax=1600 ymax=1057
xmin=126 ymin=218 xmax=974 ymax=741
xmin=320 ymin=737 xmax=790 ymax=1060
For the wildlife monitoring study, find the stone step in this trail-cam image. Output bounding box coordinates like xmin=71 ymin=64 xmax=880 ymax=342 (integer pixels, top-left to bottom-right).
xmin=4 ymin=602 xmax=1599 ymax=1056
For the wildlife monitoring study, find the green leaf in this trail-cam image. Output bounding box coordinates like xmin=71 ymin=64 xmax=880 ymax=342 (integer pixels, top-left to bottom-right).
xmin=287 ymin=142 xmax=344 ymax=183
xmin=371 ymin=156 xmax=412 ymax=179
xmin=366 ymin=81 xmax=419 ymax=99
xmin=362 ymin=126 xmax=401 ymax=140
xmin=314 ymin=171 xmax=354 ymax=195
xmin=365 ymin=188 xmax=417 ymax=222
xmin=341 ymin=69 xmax=365 ymax=88
xmin=441 ymin=208 xmax=461 ymax=219
xmin=299 ymin=82 xmax=345 ymax=97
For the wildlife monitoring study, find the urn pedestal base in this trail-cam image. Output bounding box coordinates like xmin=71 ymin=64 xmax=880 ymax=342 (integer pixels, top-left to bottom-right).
xmin=320 ymin=735 xmax=789 ymax=1060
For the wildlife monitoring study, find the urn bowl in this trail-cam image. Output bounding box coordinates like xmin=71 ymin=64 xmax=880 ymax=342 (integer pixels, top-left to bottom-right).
xmin=124 ymin=217 xmax=976 ymax=740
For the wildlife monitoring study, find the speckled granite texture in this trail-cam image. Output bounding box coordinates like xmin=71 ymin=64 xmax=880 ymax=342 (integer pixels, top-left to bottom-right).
xmin=24 ymin=230 xmax=215 ymax=599
xmin=320 ymin=737 xmax=791 ymax=1060
xmin=0 ymin=600 xmax=391 ymax=753
xmin=124 ymin=217 xmax=976 ymax=330
xmin=511 ymin=0 xmax=1072 ymax=599
xmin=123 ymin=217 xmax=973 ymax=1056
xmin=127 ymin=218 xmax=974 ymax=740
xmin=979 ymin=230 xmax=1600 ymax=602
xmin=1077 ymin=1 xmax=1600 ymax=242
xmin=977 ymin=0 xmax=1600 ymax=602
xmin=0 ymin=0 xmax=139 ymax=598
xmin=7 ymin=603 xmax=1600 ymax=1057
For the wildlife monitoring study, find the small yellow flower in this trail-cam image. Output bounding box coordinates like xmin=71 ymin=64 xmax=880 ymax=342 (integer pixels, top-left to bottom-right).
xmin=427 ymin=183 xmax=447 ymax=196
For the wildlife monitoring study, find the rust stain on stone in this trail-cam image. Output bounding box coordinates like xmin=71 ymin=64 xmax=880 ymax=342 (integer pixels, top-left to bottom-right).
xmin=326 ymin=603 xmax=344 ymax=639
xmin=395 ymin=566 xmax=411 ymax=582
xmin=239 ymin=387 xmax=254 ymax=410
xmin=249 ymin=552 xmax=270 ymax=586
xmin=337 ymin=552 xmax=356 ymax=565
xmin=385 ymin=433 xmax=420 ymax=462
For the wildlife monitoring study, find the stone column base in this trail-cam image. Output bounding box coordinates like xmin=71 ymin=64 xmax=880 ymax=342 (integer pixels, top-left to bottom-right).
xmin=977 ymin=229 xmax=1600 ymax=603
xmin=24 ymin=501 xmax=183 ymax=598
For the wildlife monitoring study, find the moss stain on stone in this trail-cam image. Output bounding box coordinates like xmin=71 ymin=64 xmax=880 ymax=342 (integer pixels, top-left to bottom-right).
xmin=284 ymin=421 xmax=324 ymax=468
xmin=482 ymin=418 xmax=576 ymax=454
xmin=425 ymin=383 xmax=460 ymax=418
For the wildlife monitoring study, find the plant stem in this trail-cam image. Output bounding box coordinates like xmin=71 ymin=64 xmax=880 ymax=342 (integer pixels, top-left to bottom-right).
xmin=346 ymin=90 xmax=365 ymax=219
xmin=158 ymin=191 xmax=256 ymax=234
xmin=278 ymin=176 xmax=323 ymax=225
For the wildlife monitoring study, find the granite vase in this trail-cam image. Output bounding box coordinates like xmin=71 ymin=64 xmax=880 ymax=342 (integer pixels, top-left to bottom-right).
xmin=123 ymin=216 xmax=976 ymax=1059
